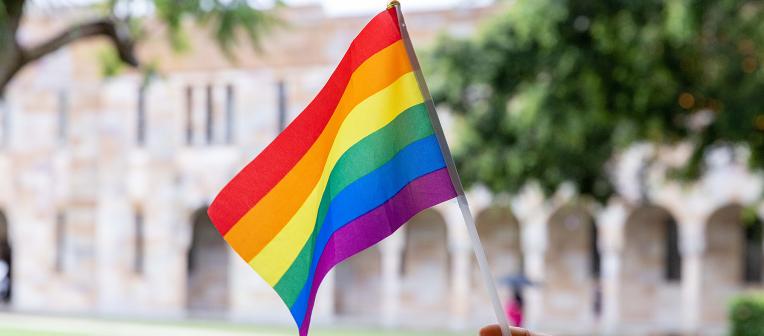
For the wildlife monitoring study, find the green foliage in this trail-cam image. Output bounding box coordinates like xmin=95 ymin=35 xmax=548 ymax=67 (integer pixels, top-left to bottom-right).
xmin=151 ymin=0 xmax=283 ymax=58
xmin=731 ymin=294 xmax=764 ymax=336
xmin=98 ymin=48 xmax=125 ymax=78
xmin=427 ymin=0 xmax=764 ymax=202
xmin=0 ymin=2 xmax=10 ymax=45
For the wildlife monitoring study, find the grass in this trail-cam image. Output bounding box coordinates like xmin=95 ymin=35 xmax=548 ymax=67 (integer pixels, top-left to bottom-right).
xmin=0 ymin=328 xmax=82 ymax=336
xmin=143 ymin=319 xmax=464 ymax=335
xmin=0 ymin=315 xmax=467 ymax=336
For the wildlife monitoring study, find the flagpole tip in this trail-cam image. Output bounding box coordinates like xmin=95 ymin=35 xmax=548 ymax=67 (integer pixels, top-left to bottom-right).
xmin=387 ymin=1 xmax=400 ymax=9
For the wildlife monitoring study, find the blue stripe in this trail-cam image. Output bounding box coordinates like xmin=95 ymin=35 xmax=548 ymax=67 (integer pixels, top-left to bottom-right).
xmin=288 ymin=135 xmax=446 ymax=325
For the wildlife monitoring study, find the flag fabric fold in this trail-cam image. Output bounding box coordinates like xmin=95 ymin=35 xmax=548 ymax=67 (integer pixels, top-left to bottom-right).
xmin=208 ymin=7 xmax=458 ymax=335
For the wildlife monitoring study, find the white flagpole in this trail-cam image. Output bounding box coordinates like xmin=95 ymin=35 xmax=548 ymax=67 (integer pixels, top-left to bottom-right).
xmin=389 ymin=2 xmax=512 ymax=336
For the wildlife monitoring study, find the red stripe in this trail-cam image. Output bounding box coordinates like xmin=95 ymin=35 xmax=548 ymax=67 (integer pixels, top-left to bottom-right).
xmin=208 ymin=8 xmax=401 ymax=235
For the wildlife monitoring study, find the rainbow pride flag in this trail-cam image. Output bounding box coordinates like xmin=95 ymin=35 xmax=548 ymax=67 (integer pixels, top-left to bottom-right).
xmin=208 ymin=6 xmax=458 ymax=335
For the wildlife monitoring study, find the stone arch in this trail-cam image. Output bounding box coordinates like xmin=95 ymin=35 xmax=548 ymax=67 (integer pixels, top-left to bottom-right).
xmin=0 ymin=211 xmax=10 ymax=305
xmin=544 ymin=204 xmax=596 ymax=324
xmin=400 ymin=208 xmax=449 ymax=324
xmin=620 ymin=205 xmax=681 ymax=326
xmin=186 ymin=206 xmax=228 ymax=316
xmin=701 ymin=203 xmax=760 ymax=324
xmin=334 ymin=245 xmax=382 ymax=320
xmin=470 ymin=206 xmax=522 ymax=324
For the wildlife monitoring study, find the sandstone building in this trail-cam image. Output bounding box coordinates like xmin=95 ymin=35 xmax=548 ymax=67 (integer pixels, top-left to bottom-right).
xmin=1 ymin=3 xmax=763 ymax=336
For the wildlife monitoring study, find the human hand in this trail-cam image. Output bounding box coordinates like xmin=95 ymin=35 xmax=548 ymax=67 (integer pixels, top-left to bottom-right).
xmin=479 ymin=325 xmax=549 ymax=336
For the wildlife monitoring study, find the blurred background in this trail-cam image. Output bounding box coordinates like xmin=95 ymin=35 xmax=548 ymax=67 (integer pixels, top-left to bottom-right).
xmin=0 ymin=0 xmax=763 ymax=335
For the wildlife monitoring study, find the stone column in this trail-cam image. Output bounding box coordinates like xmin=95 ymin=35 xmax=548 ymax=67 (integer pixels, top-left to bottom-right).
xmin=439 ymin=201 xmax=472 ymax=330
xmin=595 ymin=198 xmax=628 ymax=335
xmin=313 ymin=270 xmax=336 ymax=323
xmin=380 ymin=229 xmax=405 ymax=328
xmin=677 ymin=212 xmax=706 ymax=336
xmin=450 ymin=243 xmax=472 ymax=329
xmin=511 ymin=185 xmax=554 ymax=330
xmin=521 ymin=224 xmax=546 ymax=330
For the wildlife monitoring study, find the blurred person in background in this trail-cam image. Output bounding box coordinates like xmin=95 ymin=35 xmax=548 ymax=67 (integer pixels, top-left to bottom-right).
xmin=0 ymin=258 xmax=9 ymax=302
xmin=506 ymin=286 xmax=524 ymax=327
xmin=480 ymin=325 xmax=548 ymax=336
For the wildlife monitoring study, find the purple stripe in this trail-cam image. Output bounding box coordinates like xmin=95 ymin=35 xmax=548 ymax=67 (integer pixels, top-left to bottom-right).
xmin=298 ymin=168 xmax=456 ymax=336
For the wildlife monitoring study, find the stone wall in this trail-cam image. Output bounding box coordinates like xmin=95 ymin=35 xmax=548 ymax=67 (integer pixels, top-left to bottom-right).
xmin=3 ymin=4 xmax=764 ymax=336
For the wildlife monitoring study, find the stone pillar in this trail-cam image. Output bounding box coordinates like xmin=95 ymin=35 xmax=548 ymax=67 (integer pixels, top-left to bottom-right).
xmin=380 ymin=229 xmax=405 ymax=328
xmin=511 ymin=185 xmax=553 ymax=330
xmin=313 ymin=270 xmax=336 ymax=323
xmin=677 ymin=213 xmax=706 ymax=336
xmin=650 ymin=179 xmax=721 ymax=335
xmin=521 ymin=226 xmax=546 ymax=330
xmin=595 ymin=198 xmax=628 ymax=335
xmin=450 ymin=243 xmax=472 ymax=329
xmin=438 ymin=201 xmax=472 ymax=330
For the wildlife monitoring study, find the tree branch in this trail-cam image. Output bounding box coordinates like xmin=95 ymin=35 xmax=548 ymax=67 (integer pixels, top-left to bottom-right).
xmin=1 ymin=16 xmax=139 ymax=95
xmin=7 ymin=0 xmax=26 ymax=33
xmin=21 ymin=18 xmax=139 ymax=67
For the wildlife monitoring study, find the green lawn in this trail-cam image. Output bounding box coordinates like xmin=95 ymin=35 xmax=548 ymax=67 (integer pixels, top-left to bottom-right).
xmin=0 ymin=316 xmax=468 ymax=336
xmin=150 ymin=320 xmax=464 ymax=336
xmin=0 ymin=329 xmax=81 ymax=336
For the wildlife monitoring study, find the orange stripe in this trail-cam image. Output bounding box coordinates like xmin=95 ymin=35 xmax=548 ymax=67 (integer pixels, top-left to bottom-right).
xmin=223 ymin=40 xmax=412 ymax=260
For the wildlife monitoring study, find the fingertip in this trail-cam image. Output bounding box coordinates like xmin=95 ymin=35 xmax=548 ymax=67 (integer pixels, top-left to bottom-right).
xmin=479 ymin=325 xmax=502 ymax=336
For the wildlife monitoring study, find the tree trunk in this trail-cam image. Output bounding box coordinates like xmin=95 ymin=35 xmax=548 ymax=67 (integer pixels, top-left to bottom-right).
xmin=0 ymin=49 xmax=19 ymax=96
xmin=0 ymin=22 xmax=22 ymax=96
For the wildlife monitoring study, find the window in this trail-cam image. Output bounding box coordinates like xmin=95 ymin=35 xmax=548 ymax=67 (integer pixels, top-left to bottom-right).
xmin=743 ymin=219 xmax=763 ymax=284
xmin=134 ymin=210 xmax=145 ymax=275
xmin=184 ymin=84 xmax=234 ymax=146
xmin=665 ymin=218 xmax=682 ymax=282
xmin=137 ymin=84 xmax=147 ymax=146
xmin=205 ymin=85 xmax=214 ymax=145
xmin=225 ymin=84 xmax=235 ymax=144
xmin=277 ymin=80 xmax=288 ymax=132
xmin=57 ymin=90 xmax=69 ymax=144
xmin=54 ymin=211 xmax=66 ymax=273
xmin=590 ymin=221 xmax=600 ymax=279
xmin=185 ymin=86 xmax=194 ymax=145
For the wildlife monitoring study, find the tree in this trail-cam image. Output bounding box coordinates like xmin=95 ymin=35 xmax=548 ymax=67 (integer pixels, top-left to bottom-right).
xmin=0 ymin=0 xmax=280 ymax=96
xmin=427 ymin=0 xmax=764 ymax=202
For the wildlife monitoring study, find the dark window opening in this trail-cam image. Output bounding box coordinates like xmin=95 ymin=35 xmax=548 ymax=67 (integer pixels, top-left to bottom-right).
xmin=665 ymin=218 xmax=682 ymax=282
xmin=57 ymin=90 xmax=69 ymax=144
xmin=137 ymin=84 xmax=147 ymax=146
xmin=54 ymin=211 xmax=66 ymax=273
xmin=205 ymin=85 xmax=214 ymax=145
xmin=225 ymin=85 xmax=235 ymax=145
xmin=590 ymin=221 xmax=601 ymax=279
xmin=0 ymin=212 xmax=11 ymax=303
xmin=743 ymin=219 xmax=763 ymax=284
xmin=277 ymin=80 xmax=288 ymax=132
xmin=185 ymin=86 xmax=194 ymax=146
xmin=134 ymin=210 xmax=145 ymax=275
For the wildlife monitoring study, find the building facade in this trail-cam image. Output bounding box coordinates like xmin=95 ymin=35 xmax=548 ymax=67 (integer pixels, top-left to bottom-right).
xmin=1 ymin=3 xmax=763 ymax=336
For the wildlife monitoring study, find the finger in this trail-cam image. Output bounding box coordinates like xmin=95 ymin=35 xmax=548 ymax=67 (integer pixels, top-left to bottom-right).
xmin=479 ymin=325 xmax=501 ymax=336
xmin=479 ymin=325 xmax=545 ymax=336
xmin=509 ymin=327 xmax=532 ymax=336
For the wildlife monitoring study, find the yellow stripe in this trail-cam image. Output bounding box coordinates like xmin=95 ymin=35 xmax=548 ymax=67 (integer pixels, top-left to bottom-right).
xmin=222 ymin=41 xmax=412 ymax=261
xmin=249 ymin=72 xmax=424 ymax=285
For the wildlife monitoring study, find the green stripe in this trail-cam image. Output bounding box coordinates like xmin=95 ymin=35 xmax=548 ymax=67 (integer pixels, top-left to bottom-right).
xmin=272 ymin=103 xmax=434 ymax=306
